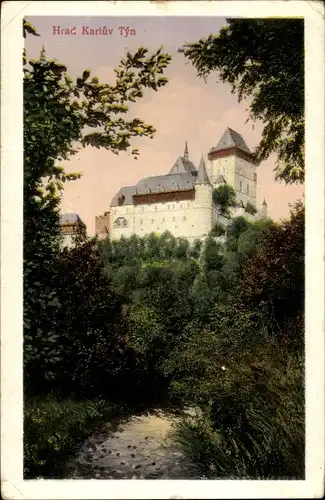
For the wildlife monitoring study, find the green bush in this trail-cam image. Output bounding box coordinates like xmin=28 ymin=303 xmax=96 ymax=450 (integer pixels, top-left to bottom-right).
xmin=241 ymin=202 xmax=304 ymax=331
xmin=171 ymin=344 xmax=304 ymax=479
xmin=24 ymin=397 xmax=109 ymax=478
xmin=210 ymin=221 xmax=226 ymax=237
xmin=213 ymin=184 xmax=237 ymax=216
xmin=245 ymin=202 xmax=257 ymax=215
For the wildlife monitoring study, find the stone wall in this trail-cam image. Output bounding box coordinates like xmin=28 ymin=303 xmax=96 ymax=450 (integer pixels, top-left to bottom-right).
xmin=95 ymin=212 xmax=110 ymax=240
xmin=109 ymin=185 xmax=213 ymax=241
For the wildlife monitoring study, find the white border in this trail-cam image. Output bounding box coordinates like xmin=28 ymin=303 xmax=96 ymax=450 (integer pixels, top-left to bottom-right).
xmin=1 ymin=1 xmax=324 ymax=499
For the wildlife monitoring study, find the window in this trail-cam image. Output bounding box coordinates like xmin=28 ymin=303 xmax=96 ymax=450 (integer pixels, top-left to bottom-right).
xmin=253 ymin=173 xmax=257 ymax=182
xmin=151 ymin=219 xmax=154 ymax=224
xmin=240 ymin=180 xmax=242 ymax=192
xmin=140 ymin=220 xmax=143 ymax=225
xmin=247 ymin=184 xmax=249 ymax=195
xmin=172 ymin=217 xmax=176 ymax=222
xmin=155 ymin=205 xmax=158 ymax=211
xmin=162 ymin=218 xmax=165 ymax=223
xmin=113 ymin=217 xmax=128 ymax=228
xmin=183 ymin=216 xmax=187 ymax=221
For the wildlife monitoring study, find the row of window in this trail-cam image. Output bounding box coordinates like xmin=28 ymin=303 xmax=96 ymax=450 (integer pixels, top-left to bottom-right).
xmin=114 ymin=216 xmax=189 ymax=229
xmin=113 ymin=202 xmax=192 ymax=215
xmin=140 ymin=216 xmax=188 ymax=225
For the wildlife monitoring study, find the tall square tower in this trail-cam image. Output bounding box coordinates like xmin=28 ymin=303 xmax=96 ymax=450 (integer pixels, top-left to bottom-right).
xmin=208 ymin=127 xmax=259 ymax=207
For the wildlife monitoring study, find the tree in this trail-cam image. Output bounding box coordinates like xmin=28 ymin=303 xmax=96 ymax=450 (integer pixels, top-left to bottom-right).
xmin=159 ymin=231 xmax=177 ymax=260
xmin=212 ymin=184 xmax=237 ymax=216
xmin=240 ymin=202 xmax=304 ymax=336
xmin=24 ymin=19 xmax=171 ymax=231
xmin=210 ymin=221 xmax=226 ymax=237
xmin=226 ymin=216 xmax=251 ymax=251
xmin=54 ymin=240 xmax=128 ymax=398
xmin=237 ymin=218 xmax=276 ymax=262
xmin=202 ymin=236 xmax=224 ymax=273
xmin=189 ymin=238 xmax=203 ymax=259
xmin=181 ymin=19 xmax=304 ymax=183
xmin=173 ymin=237 xmax=190 ymax=260
xmin=23 ymin=19 xmax=171 ymax=394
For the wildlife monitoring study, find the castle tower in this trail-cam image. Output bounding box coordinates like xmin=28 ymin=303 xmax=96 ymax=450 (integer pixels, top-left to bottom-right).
xmin=193 ymin=156 xmax=213 ymax=236
xmin=208 ymin=127 xmax=259 ymax=208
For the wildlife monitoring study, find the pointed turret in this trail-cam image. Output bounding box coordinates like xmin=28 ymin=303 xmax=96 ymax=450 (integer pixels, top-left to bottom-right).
xmin=183 ymin=141 xmax=189 ymax=161
xmin=260 ymin=198 xmax=268 ymax=218
xmin=195 ymin=156 xmax=210 ymax=185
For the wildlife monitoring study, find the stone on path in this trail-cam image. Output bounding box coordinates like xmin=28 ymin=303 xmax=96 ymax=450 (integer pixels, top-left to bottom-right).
xmin=64 ymin=411 xmax=201 ymax=480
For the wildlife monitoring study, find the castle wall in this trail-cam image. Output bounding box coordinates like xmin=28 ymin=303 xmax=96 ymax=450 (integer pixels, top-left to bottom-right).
xmin=234 ymin=156 xmax=257 ymax=206
xmin=110 ymin=186 xmax=213 ymax=241
xmin=95 ymin=212 xmax=110 ymax=240
xmin=210 ymin=155 xmax=236 ymax=187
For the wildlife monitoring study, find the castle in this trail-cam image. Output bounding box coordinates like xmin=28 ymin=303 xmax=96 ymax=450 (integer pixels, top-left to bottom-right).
xmin=95 ymin=128 xmax=268 ymax=242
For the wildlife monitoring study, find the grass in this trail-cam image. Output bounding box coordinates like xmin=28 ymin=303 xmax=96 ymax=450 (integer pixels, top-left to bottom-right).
xmin=24 ymin=396 xmax=128 ymax=478
xmin=170 ymin=351 xmax=305 ymax=480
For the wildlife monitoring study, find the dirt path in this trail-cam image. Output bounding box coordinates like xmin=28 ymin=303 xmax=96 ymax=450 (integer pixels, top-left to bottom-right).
xmin=64 ymin=410 xmax=202 ymax=479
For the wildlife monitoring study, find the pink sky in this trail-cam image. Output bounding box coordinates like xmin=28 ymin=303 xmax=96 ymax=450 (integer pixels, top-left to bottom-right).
xmin=26 ymin=16 xmax=304 ymax=235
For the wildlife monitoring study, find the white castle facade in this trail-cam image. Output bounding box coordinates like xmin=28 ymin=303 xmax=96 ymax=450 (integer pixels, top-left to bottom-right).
xmin=96 ymin=128 xmax=267 ymax=242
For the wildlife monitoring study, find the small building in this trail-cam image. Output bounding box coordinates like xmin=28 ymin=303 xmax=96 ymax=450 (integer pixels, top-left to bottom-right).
xmin=59 ymin=213 xmax=87 ymax=248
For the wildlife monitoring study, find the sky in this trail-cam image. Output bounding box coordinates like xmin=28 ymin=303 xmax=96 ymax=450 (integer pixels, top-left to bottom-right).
xmin=26 ymin=15 xmax=304 ymax=235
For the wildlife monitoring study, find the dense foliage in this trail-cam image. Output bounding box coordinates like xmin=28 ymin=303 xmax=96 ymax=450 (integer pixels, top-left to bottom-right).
xmin=181 ymin=19 xmax=304 ymax=183
xmin=96 ymin=205 xmax=304 ymax=479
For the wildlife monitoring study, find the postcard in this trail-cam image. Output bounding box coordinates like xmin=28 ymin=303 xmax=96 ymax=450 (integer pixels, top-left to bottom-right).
xmin=1 ymin=1 xmax=324 ymax=499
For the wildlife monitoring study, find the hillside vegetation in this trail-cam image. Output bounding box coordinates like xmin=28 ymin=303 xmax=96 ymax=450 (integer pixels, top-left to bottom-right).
xmin=24 ymin=207 xmax=304 ymax=479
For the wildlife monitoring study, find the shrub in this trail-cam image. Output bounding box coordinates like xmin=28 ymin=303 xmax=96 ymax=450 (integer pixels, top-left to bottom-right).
xmin=241 ymin=202 xmax=304 ymax=331
xmin=213 ymin=184 xmax=237 ymax=216
xmin=52 ymin=239 xmax=128 ymax=399
xmin=24 ymin=397 xmax=109 ymax=478
xmin=172 ymin=345 xmax=304 ymax=479
xmin=245 ymin=201 xmax=257 ymax=215
xmin=202 ymin=236 xmax=224 ymax=273
xmin=210 ymin=221 xmax=226 ymax=237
